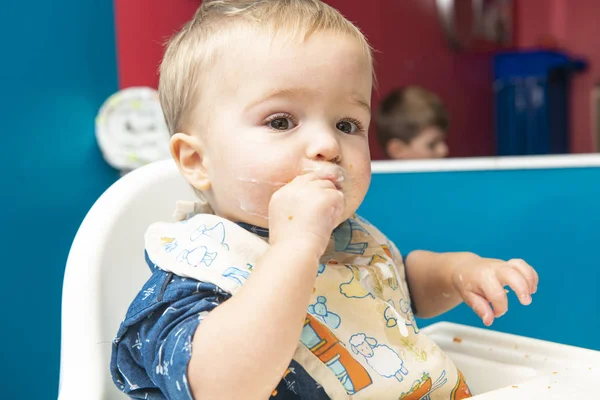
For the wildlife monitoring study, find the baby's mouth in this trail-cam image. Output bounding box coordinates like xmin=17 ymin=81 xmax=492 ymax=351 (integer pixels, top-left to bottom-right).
xmin=303 ymin=165 xmax=345 ymax=190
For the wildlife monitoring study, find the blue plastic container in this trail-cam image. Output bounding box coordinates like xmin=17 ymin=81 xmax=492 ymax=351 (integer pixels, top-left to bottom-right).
xmin=493 ymin=51 xmax=586 ymax=156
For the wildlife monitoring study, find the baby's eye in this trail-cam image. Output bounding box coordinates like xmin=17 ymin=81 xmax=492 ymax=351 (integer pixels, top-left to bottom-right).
xmin=268 ymin=117 xmax=296 ymax=131
xmin=336 ymin=120 xmax=359 ymax=134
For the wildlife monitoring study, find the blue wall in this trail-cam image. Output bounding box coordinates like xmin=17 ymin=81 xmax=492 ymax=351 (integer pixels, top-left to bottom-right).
xmin=359 ymin=166 xmax=600 ymax=351
xmin=0 ymin=1 xmax=119 ymax=398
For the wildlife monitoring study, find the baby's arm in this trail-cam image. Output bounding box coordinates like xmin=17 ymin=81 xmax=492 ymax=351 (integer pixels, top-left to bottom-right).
xmin=187 ymin=241 xmax=319 ymax=399
xmin=188 ymin=172 xmax=344 ymax=400
xmin=405 ymin=251 xmax=479 ymax=318
xmin=405 ymin=251 xmax=538 ymax=325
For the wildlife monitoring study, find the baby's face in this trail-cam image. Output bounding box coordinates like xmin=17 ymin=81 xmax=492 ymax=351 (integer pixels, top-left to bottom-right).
xmin=197 ymin=29 xmax=373 ymax=228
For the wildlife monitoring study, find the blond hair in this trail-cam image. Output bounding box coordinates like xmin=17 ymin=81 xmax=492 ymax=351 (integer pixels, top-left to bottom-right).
xmin=375 ymin=86 xmax=449 ymax=147
xmin=159 ymin=0 xmax=373 ymax=135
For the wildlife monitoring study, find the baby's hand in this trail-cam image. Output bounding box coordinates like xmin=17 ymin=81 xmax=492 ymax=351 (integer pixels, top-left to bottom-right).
xmin=451 ymin=255 xmax=539 ymax=326
xmin=268 ymin=172 xmax=344 ymax=256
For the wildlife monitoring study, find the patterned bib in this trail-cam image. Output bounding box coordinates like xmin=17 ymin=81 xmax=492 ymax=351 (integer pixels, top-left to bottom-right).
xmin=145 ymin=210 xmax=472 ymax=400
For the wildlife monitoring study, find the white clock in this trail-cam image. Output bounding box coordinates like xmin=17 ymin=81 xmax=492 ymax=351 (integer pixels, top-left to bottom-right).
xmin=96 ymin=87 xmax=171 ymax=173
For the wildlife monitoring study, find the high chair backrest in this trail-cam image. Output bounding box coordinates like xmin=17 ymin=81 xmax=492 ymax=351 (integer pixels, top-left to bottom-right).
xmin=58 ymin=160 xmax=194 ymax=400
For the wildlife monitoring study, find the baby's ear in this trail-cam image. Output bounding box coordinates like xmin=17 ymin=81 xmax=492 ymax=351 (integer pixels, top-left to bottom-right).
xmin=170 ymin=133 xmax=211 ymax=191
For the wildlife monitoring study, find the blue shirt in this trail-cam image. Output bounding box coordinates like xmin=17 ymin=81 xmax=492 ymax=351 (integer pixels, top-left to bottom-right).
xmin=110 ymin=250 xmax=329 ymax=400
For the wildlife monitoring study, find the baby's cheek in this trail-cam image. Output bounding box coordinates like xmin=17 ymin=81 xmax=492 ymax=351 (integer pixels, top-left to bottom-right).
xmin=239 ymin=152 xmax=296 ymax=183
xmin=232 ymin=181 xmax=272 ymax=220
xmin=345 ymin=173 xmax=370 ymax=208
xmin=229 ymin=160 xmax=296 ymax=220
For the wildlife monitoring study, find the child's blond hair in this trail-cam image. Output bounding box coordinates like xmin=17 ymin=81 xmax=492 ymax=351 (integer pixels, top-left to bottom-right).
xmin=159 ymin=0 xmax=373 ymax=135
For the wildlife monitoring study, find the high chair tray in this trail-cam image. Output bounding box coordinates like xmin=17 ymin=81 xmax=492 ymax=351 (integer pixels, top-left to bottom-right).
xmin=422 ymin=322 xmax=600 ymax=399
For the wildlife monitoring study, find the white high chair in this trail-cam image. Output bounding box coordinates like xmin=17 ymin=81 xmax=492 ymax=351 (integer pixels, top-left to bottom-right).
xmin=59 ymin=159 xmax=600 ymax=399
xmin=59 ymin=160 xmax=195 ymax=400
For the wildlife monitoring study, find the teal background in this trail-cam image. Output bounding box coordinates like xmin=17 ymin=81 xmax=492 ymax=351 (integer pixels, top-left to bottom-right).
xmin=0 ymin=0 xmax=119 ymax=398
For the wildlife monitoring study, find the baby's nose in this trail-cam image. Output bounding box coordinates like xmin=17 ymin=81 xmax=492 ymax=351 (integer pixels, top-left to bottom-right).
xmin=307 ymin=130 xmax=341 ymax=163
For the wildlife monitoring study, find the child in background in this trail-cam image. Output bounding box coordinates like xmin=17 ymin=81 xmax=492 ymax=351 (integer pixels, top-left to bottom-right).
xmin=110 ymin=1 xmax=539 ymax=399
xmin=376 ymin=86 xmax=450 ymax=160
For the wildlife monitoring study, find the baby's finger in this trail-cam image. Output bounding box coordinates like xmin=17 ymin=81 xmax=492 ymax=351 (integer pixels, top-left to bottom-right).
xmin=314 ymin=179 xmax=338 ymax=190
xmin=464 ymin=292 xmax=495 ymax=326
xmin=499 ymin=265 xmax=532 ymax=306
xmin=480 ymin=272 xmax=509 ymax=317
xmin=508 ymin=258 xmax=538 ymax=294
xmin=291 ymin=171 xmax=319 ymax=184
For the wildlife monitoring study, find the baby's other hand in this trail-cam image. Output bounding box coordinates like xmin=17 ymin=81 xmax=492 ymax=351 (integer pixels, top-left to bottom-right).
xmin=268 ymin=172 xmax=344 ymax=256
xmin=451 ymin=255 xmax=539 ymax=326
